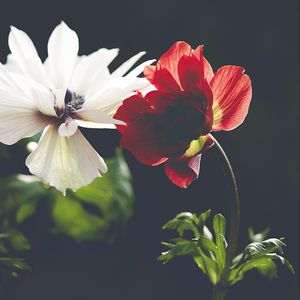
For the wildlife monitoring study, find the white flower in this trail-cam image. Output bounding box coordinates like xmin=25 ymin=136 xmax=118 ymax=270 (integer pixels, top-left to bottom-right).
xmin=0 ymin=22 xmax=154 ymax=194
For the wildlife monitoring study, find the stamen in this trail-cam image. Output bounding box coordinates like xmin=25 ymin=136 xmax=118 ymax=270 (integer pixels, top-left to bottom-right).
xmin=64 ymin=90 xmax=85 ymax=112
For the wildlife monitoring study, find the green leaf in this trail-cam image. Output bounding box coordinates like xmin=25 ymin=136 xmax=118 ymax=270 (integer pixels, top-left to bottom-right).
xmin=193 ymin=254 xmax=220 ymax=285
xmin=16 ymin=201 xmax=38 ymax=224
xmin=197 ymin=209 xmax=211 ymax=233
xmin=213 ymin=214 xmax=228 ymax=273
xmin=163 ymin=212 xmax=199 ymax=237
xmin=51 ymin=149 xmax=134 ymax=242
xmin=229 ymin=237 xmax=294 ymax=286
xmin=159 ymin=210 xmax=223 ymax=286
xmin=243 ymin=238 xmax=285 ymax=259
xmin=0 ymin=257 xmax=31 ymax=278
xmin=158 ymin=239 xmax=199 ymax=263
xmin=229 ymin=256 xmax=278 ymax=284
xmin=7 ymin=230 xmax=31 ymax=251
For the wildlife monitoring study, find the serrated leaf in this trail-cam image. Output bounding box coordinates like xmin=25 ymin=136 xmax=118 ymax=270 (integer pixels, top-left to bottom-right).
xmin=158 ymin=239 xmax=199 ymax=263
xmin=230 ymin=237 xmax=294 ymax=286
xmin=163 ymin=212 xmax=199 ymax=237
xmin=243 ymin=238 xmax=285 ymax=259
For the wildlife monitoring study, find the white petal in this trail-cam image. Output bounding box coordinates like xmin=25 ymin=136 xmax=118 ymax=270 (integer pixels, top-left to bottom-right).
xmin=0 ymin=70 xmax=57 ymax=116
xmin=125 ymin=59 xmax=155 ymax=78
xmin=76 ymin=120 xmax=116 ymax=129
xmin=28 ymin=81 xmax=57 ymax=116
xmin=84 ymin=67 xmax=111 ymax=99
xmin=47 ymin=22 xmax=79 ymax=89
xmin=0 ymin=89 xmax=50 ymax=145
xmin=26 ymin=125 xmax=107 ymax=194
xmin=83 ymin=86 xmax=125 ymax=110
xmin=8 ymin=26 xmax=49 ymax=87
xmin=5 ymin=54 xmax=22 ymax=74
xmin=70 ymin=48 xmax=119 ymax=95
xmin=0 ymin=62 xmax=32 ymax=97
xmin=58 ymin=119 xmax=78 ymax=137
xmin=76 ymin=108 xmax=125 ymax=125
xmin=83 ymin=78 xmax=150 ymax=114
xmin=111 ymin=51 xmax=146 ymax=77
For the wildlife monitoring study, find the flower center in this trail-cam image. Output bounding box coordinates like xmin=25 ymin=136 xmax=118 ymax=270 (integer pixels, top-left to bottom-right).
xmin=64 ymin=89 xmax=85 ymax=113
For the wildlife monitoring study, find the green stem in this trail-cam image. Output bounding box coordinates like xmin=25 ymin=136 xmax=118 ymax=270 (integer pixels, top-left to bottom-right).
xmin=210 ymin=134 xmax=240 ymax=262
xmin=209 ymin=136 xmax=240 ymax=300
xmin=212 ymin=285 xmax=227 ymax=300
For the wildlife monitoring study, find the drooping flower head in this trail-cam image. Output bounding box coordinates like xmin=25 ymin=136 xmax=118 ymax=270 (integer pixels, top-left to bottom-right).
xmin=115 ymin=42 xmax=252 ymax=188
xmin=0 ymin=22 xmax=154 ymax=194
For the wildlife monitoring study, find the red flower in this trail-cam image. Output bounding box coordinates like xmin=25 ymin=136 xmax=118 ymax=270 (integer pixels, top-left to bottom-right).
xmin=115 ymin=42 xmax=252 ymax=188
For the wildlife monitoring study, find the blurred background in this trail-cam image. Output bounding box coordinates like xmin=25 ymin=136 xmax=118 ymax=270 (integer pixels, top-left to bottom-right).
xmin=0 ymin=0 xmax=298 ymax=299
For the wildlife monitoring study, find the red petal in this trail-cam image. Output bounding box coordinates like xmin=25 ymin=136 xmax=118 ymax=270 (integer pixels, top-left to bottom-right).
xmin=178 ymin=55 xmax=202 ymax=91
xmin=145 ymin=90 xmax=175 ymax=113
xmin=115 ymin=94 xmax=168 ymax=166
xmin=114 ymin=94 xmax=152 ymax=134
xmin=202 ymin=134 xmax=214 ymax=152
xmin=144 ymin=65 xmax=156 ymax=82
xmin=194 ymin=45 xmax=214 ymax=83
xmin=211 ymin=66 xmax=252 ymax=131
xmin=120 ymin=123 xmax=168 ymax=166
xmin=164 ymin=154 xmax=201 ymax=188
xmin=157 ymin=41 xmax=192 ymax=84
xmin=150 ymin=68 xmax=182 ymax=93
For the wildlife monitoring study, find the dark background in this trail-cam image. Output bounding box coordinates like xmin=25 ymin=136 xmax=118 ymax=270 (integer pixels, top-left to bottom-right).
xmin=0 ymin=0 xmax=298 ymax=299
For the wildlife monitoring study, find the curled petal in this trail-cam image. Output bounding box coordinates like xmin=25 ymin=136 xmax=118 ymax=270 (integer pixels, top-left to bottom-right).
xmin=58 ymin=119 xmax=78 ymax=137
xmin=211 ymin=66 xmax=252 ymax=131
xmin=26 ymin=125 xmax=107 ymax=194
xmin=164 ymin=154 xmax=201 ymax=188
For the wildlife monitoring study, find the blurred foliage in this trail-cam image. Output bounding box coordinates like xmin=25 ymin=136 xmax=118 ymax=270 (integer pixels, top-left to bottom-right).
xmin=0 ymin=149 xmax=134 ymax=280
xmin=0 ymin=233 xmax=31 ymax=280
xmin=51 ymin=149 xmax=134 ymax=242
xmin=159 ymin=210 xmax=294 ymax=289
xmin=0 ymin=145 xmax=10 ymax=160
xmin=0 ymin=149 xmax=134 ymax=243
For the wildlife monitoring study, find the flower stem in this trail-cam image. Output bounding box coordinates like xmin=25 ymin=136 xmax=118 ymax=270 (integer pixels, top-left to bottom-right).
xmin=209 ymin=135 xmax=240 ymax=300
xmin=212 ymin=285 xmax=227 ymax=300
xmin=209 ymin=134 xmax=240 ymax=262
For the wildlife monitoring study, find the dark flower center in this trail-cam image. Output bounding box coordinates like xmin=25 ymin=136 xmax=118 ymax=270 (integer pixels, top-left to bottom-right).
xmin=64 ymin=89 xmax=85 ymax=112
xmin=142 ymin=95 xmax=212 ymax=157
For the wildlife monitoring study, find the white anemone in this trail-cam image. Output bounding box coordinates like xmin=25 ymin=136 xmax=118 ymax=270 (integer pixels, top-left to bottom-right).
xmin=0 ymin=22 xmax=154 ymax=194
